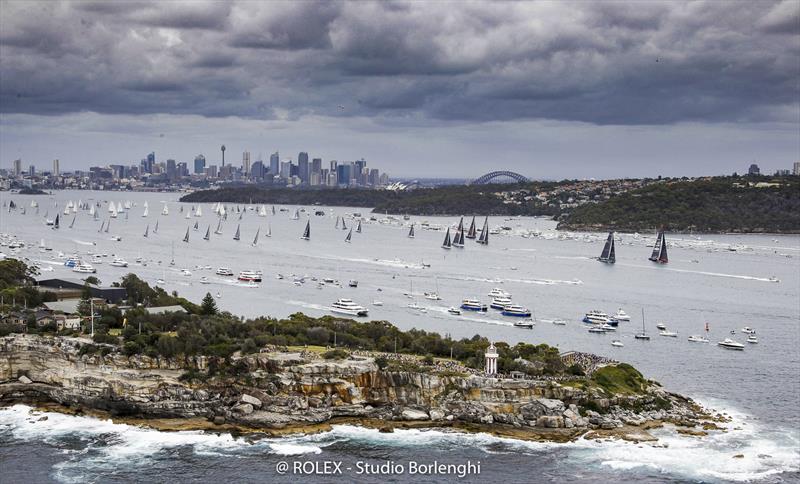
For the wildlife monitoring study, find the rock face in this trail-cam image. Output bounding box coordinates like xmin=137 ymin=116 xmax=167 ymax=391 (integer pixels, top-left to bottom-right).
xmin=0 ymin=335 xmax=700 ymax=434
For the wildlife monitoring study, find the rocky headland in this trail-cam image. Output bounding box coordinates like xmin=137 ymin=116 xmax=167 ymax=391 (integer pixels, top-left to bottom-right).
xmin=0 ymin=334 xmax=727 ymax=442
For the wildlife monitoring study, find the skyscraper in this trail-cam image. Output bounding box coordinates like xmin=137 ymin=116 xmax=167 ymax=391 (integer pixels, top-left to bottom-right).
xmin=269 ymin=152 xmax=280 ymax=175
xmin=147 ymin=152 xmax=155 ymax=173
xmin=28 ymin=165 xmax=35 ymax=177
xmin=280 ymin=160 xmax=292 ymax=179
xmin=13 ymin=159 xmax=21 ymax=176
xmin=166 ymin=159 xmax=177 ymax=181
xmin=242 ymin=151 xmax=251 ymax=176
xmin=298 ymin=152 xmax=309 ymax=184
xmin=53 ymin=159 xmax=59 ymax=177
xmin=311 ymin=158 xmax=322 ymax=186
xmin=793 ymin=161 xmax=800 ymax=176
xmin=748 ymin=163 xmax=760 ymax=175
xmin=194 ymin=155 xmax=206 ymax=174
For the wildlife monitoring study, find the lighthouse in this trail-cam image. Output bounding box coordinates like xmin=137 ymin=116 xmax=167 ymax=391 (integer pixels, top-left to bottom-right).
xmin=484 ymin=342 xmax=498 ymax=375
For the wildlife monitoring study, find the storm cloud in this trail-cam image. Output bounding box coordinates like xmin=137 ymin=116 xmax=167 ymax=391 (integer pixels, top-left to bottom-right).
xmin=1 ymin=0 xmax=797 ymax=125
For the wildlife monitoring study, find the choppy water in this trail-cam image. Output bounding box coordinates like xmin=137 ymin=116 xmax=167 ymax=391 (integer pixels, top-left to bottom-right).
xmin=1 ymin=190 xmax=798 ymax=483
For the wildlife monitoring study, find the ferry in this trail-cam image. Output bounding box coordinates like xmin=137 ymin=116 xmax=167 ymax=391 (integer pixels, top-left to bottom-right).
xmin=238 ymin=271 xmax=262 ymax=282
xmin=718 ymin=338 xmax=745 ymax=350
xmin=216 ymin=267 xmax=234 ymax=276
xmin=72 ymin=263 xmax=96 ymax=274
xmin=501 ymin=305 xmax=532 ymax=318
xmin=583 ymin=310 xmax=618 ymax=326
xmin=460 ymin=299 xmax=488 ymax=312
xmin=688 ymin=335 xmax=710 ymax=343
xmin=488 ymin=288 xmax=511 ymax=298
xmin=110 ymin=258 xmax=128 ymax=267
xmin=490 ymin=297 xmax=513 ymax=310
xmin=330 ymin=298 xmax=369 ymax=317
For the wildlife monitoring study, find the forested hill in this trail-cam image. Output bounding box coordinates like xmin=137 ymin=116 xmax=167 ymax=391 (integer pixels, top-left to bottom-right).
xmin=557 ymin=177 xmax=800 ymax=233
xmin=180 ymin=183 xmax=563 ymax=216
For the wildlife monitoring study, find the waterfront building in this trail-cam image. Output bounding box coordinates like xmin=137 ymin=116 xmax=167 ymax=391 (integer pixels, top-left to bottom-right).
xmin=194 ymin=155 xmax=206 ymax=174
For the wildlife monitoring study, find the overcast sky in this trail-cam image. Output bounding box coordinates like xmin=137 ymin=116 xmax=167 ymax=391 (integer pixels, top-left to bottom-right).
xmin=1 ymin=0 xmax=798 ymax=179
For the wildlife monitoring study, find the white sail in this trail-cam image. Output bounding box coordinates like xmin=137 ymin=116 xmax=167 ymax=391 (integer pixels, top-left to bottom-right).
xmin=162 ymin=203 xmax=169 ymax=215
xmin=142 ymin=206 xmax=149 ymax=217
xmin=259 ymin=205 xmax=267 ymax=217
xmin=195 ymin=206 xmax=202 ymax=217
xmin=89 ymin=204 xmax=95 ymax=216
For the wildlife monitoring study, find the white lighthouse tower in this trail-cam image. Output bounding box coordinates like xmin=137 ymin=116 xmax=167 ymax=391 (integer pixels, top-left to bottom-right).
xmin=484 ymin=342 xmax=498 ymax=375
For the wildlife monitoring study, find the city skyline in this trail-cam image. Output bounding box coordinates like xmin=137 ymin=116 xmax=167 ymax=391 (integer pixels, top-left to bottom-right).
xmin=1 ymin=1 xmax=798 ymax=178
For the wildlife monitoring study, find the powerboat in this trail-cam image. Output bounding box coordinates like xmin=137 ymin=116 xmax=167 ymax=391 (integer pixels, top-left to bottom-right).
xmin=460 ymin=299 xmax=488 ymax=312
xmin=599 ymin=323 xmax=617 ymax=331
xmin=588 ymin=327 xmax=606 ymax=334
xmin=490 ymin=297 xmax=513 ymax=310
xmin=64 ymin=258 xmax=80 ymax=268
xmin=656 ymin=323 xmax=667 ymax=330
xmin=330 ymin=298 xmax=369 ymax=317
xmin=659 ymin=330 xmax=678 ymax=337
xmin=72 ymin=263 xmax=96 ymax=273
xmin=447 ymin=307 xmax=462 ymax=315
xmin=424 ymin=292 xmax=441 ymax=300
xmin=199 ymin=276 xmax=210 ymax=284
xmin=349 ymin=280 xmax=358 ymax=288
xmin=238 ymin=271 xmax=262 ymax=282
xmin=747 ymin=335 xmax=758 ymax=344
xmin=611 ymin=340 xmax=624 ymax=347
xmin=551 ymin=318 xmax=567 ymax=325
xmin=613 ymin=309 xmax=631 ymax=321
xmin=216 ymin=267 xmax=234 ymax=276
xmin=688 ymin=335 xmax=710 ymax=343
xmin=514 ymin=320 xmax=534 ymax=329
xmin=741 ymin=327 xmax=755 ymax=334
xmin=372 ymin=300 xmax=383 ymax=306
xmin=583 ymin=310 xmax=618 ymax=326
xmin=110 ymin=258 xmax=128 ymax=267
xmin=488 ymin=288 xmax=511 ymax=298
xmin=718 ymin=338 xmax=745 ymax=350
xmin=502 ymin=305 xmax=532 ymax=318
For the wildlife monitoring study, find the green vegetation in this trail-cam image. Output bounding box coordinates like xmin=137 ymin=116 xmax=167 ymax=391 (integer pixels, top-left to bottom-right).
xmin=591 ymin=363 xmax=647 ymax=395
xmin=18 ymin=187 xmax=47 ymax=195
xmin=0 ymin=259 xmax=56 ymax=313
xmin=559 ymin=176 xmax=800 ymax=233
xmin=180 ymin=183 xmax=563 ymax=216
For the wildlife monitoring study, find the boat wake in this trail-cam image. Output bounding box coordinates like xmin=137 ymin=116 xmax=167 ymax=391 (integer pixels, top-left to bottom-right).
xmin=622 ymin=264 xmax=779 ymax=283
xmin=71 ymin=240 xmax=96 ymax=246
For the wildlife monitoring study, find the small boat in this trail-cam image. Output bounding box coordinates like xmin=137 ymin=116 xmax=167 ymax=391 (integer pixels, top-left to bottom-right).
xmin=447 ymin=307 xmax=461 ymax=315
xmin=741 ymin=327 xmax=755 ymax=334
xmin=460 ymin=299 xmax=488 ymax=312
xmin=424 ymin=292 xmax=441 ymax=301
xmin=372 ymin=300 xmax=383 ymax=306
xmin=659 ymin=330 xmax=678 ymax=337
xmin=199 ymin=277 xmax=210 ymax=284
xmin=656 ymin=323 xmax=667 ymax=330
xmin=110 ymin=258 xmax=128 ymax=267
xmin=348 ymin=280 xmax=358 ymax=288
xmin=718 ymin=338 xmax=745 ymax=350
xmin=611 ymin=340 xmax=624 ymax=347
xmin=747 ymin=335 xmax=758 ymax=344
xmin=514 ymin=320 xmax=534 ymax=329
xmin=72 ymin=263 xmax=96 ymax=274
xmin=551 ymin=318 xmax=567 ymax=325
xmin=407 ymin=301 xmax=424 ymax=311
xmin=688 ymin=335 xmax=709 ymax=343
xmin=330 ymin=298 xmax=368 ymax=317
xmin=216 ymin=267 xmax=234 ymax=276
xmin=588 ymin=327 xmax=606 ymax=334
xmin=598 ymin=231 xmax=616 ymax=263
xmin=502 ymin=305 xmax=532 ymax=318
xmin=181 ymin=269 xmax=192 ymax=277
xmin=488 ymin=288 xmax=511 ymax=298
xmin=613 ymin=308 xmax=630 ymax=321
xmin=768 ymin=276 xmax=780 ymax=283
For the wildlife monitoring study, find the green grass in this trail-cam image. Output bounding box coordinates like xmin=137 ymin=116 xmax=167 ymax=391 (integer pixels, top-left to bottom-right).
xmin=591 ymin=363 xmax=647 ymax=395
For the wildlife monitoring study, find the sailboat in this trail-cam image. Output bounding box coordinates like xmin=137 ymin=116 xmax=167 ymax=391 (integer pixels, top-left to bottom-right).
xmin=598 ymin=231 xmax=616 ymax=263
xmin=408 ymin=224 xmax=415 ymax=238
xmin=144 ymin=224 xmax=149 ymax=238
xmin=635 ymin=308 xmax=650 ymax=340
xmin=154 ymin=220 xmax=159 ymax=233
xmin=195 ymin=206 xmax=202 ymax=217
xmin=98 ymin=220 xmax=105 ymax=233
xmin=272 ymin=205 xmax=276 ymax=215
xmin=441 ymin=228 xmax=452 ymax=249
xmin=69 ymin=215 xmax=75 ymax=228
xmin=345 ymin=227 xmax=352 ymax=243
xmin=292 ymin=209 xmax=300 ymax=220
xmin=300 ymin=220 xmax=310 ymax=240
xmin=142 ymin=202 xmax=149 ymax=217
xmin=466 ymin=216 xmax=477 ymax=239
xmin=453 ymin=217 xmax=465 ymax=248
xmin=214 ymin=219 xmax=222 ymax=235
xmin=649 ymin=230 xmax=669 ymax=263
xmin=356 ymin=220 xmax=362 ymax=233
xmin=105 ymin=218 xmax=110 ymax=233
xmin=89 ymin=204 xmax=96 ymax=217
xmin=267 ymin=224 xmax=272 ymax=237
xmin=193 ymin=221 xmax=199 ymax=230
xmin=335 ymin=216 xmax=340 ymax=229
xmin=476 ymin=216 xmax=489 ymax=245
xmin=233 ymin=224 xmax=241 ymax=241
xmin=110 ymin=204 xmax=118 ymax=218
xmin=162 ymin=204 xmax=169 ymax=216
xmin=259 ymin=205 xmax=267 ymax=217
xmin=203 ymin=225 xmax=210 ymax=241
xmin=252 ymin=228 xmax=260 ymax=246
xmin=183 ymin=226 xmax=190 ymax=243
xmin=53 ymin=214 xmax=60 ymax=229
xmin=342 ymin=219 xmax=347 ymax=231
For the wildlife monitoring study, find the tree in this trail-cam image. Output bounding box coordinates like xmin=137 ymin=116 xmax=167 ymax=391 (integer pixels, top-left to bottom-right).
xmin=200 ymin=292 xmax=218 ymax=315
xmin=84 ymin=276 xmax=101 ymax=286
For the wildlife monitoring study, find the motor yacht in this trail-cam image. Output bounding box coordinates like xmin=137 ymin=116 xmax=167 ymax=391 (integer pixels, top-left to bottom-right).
xmin=348 ymin=280 xmax=358 ymax=288
xmin=488 ymin=288 xmax=511 ymax=298
xmin=460 ymin=299 xmax=488 ymax=312
xmin=372 ymin=300 xmax=384 ymax=306
xmin=490 ymin=297 xmax=513 ymax=310
xmin=502 ymin=305 xmax=532 ymax=318
xmin=747 ymin=335 xmax=758 ymax=344
xmin=599 ymin=323 xmax=617 ymax=331
xmin=718 ymin=338 xmax=745 ymax=350
xmin=238 ymin=271 xmax=263 ymax=282
xmin=741 ymin=327 xmax=755 ymax=334
xmin=656 ymin=323 xmax=667 ymax=330
xmin=611 ymin=340 xmax=624 ymax=347
xmin=330 ymin=298 xmax=369 ymax=317
xmin=72 ymin=263 xmax=96 ymax=274
xmin=588 ymin=327 xmax=606 ymax=333
xmin=583 ymin=310 xmax=618 ymax=326
xmin=182 ymin=270 xmax=192 ymax=277
xmin=216 ymin=267 xmax=234 ymax=276
xmin=613 ymin=309 xmax=631 ymax=321
xmin=514 ymin=320 xmax=534 ymax=329
xmin=110 ymin=258 xmax=128 ymax=267
xmin=447 ymin=307 xmax=461 ymax=315
xmin=424 ymin=292 xmax=441 ymax=300
xmin=659 ymin=330 xmax=678 ymax=337
xmin=688 ymin=335 xmax=710 ymax=343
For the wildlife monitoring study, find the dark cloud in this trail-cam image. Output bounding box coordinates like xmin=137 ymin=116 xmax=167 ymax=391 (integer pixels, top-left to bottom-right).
xmin=0 ymin=0 xmax=797 ymax=126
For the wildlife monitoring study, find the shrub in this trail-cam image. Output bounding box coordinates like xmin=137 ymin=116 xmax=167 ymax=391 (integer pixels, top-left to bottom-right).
xmin=322 ymin=348 xmax=350 ymax=360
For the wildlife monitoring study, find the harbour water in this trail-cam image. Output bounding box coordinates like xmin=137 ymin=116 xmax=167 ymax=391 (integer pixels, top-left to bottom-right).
xmin=1 ymin=190 xmax=798 ymax=483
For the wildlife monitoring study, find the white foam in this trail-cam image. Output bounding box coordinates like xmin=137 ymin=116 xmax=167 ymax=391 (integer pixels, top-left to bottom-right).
xmin=268 ymin=442 xmax=322 ymax=455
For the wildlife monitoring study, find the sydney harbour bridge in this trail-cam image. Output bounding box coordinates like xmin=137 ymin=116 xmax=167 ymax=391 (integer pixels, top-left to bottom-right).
xmin=468 ymin=171 xmax=529 ymax=185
